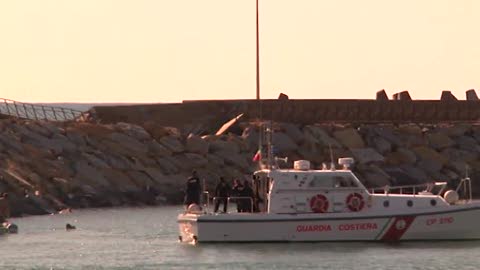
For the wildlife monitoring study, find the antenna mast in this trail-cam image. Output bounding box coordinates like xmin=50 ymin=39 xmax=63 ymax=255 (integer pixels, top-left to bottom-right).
xmin=256 ymin=0 xmax=260 ymax=101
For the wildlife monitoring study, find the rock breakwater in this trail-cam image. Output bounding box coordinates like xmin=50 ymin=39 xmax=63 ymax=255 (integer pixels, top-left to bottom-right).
xmin=0 ymin=119 xmax=479 ymax=217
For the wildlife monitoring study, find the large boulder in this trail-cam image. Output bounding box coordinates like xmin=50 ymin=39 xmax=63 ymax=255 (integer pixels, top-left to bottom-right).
xmin=101 ymin=168 xmax=140 ymax=193
xmin=142 ymin=167 xmax=167 ymax=186
xmin=304 ymin=125 xmax=341 ymax=147
xmin=114 ymin=122 xmax=152 ymax=142
xmin=279 ymin=123 xmax=304 ymax=144
xmin=159 ymin=136 xmax=184 ymax=153
xmin=438 ymin=125 xmax=470 ymax=138
xmin=0 ymin=133 xmax=24 ymax=153
xmin=205 ymin=154 xmax=225 ymax=167
xmin=373 ymin=127 xmax=403 ymax=147
xmin=73 ymin=160 xmax=112 ymax=188
xmin=350 ymin=148 xmax=384 ymax=164
xmin=446 ymin=160 xmax=469 ymax=175
xmin=385 ymin=148 xmax=417 ymax=165
xmin=107 ymin=132 xmax=148 ymax=154
xmin=185 ymin=134 xmax=209 ymax=155
xmin=172 ymin=153 xmax=208 ymax=170
xmin=271 ymin=132 xmax=298 ymax=153
xmin=455 ymin=136 xmax=480 ymax=152
xmin=398 ymin=164 xmax=429 ymax=183
xmin=333 ymin=128 xmax=365 ymax=149
xmin=371 ymin=136 xmax=392 ymax=154
xmin=440 ymin=148 xmax=477 ymax=163
xmin=82 ymin=153 xmax=111 ymax=169
xmin=427 ymin=133 xmax=455 ymax=150
xmin=125 ymin=170 xmax=157 ymax=188
xmin=50 ymin=133 xmax=78 ymax=153
xmin=213 ymin=151 xmax=250 ymax=171
xmin=146 ymin=140 xmax=172 ymax=157
xmin=298 ymin=143 xmax=327 ymax=165
xmin=209 ymin=139 xmax=240 ymax=154
xmin=65 ymin=130 xmax=88 ymax=148
xmin=156 ymin=157 xmax=180 ymax=175
xmin=103 ymin=153 xmax=131 ymax=170
xmin=142 ymin=122 xmax=181 ymax=140
xmin=25 ymin=121 xmax=54 ymax=138
xmin=412 ymin=146 xmax=448 ymax=166
xmin=356 ymin=165 xmax=391 ymax=187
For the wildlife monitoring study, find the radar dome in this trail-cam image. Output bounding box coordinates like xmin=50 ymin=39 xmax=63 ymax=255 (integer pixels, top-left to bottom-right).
xmin=294 ymin=160 xmax=310 ymax=170
xmin=443 ymin=190 xmax=459 ymax=204
xmin=338 ymin=158 xmax=355 ymax=169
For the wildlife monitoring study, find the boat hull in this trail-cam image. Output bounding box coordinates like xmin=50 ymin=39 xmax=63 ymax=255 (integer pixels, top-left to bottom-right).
xmin=178 ymin=206 xmax=480 ymax=243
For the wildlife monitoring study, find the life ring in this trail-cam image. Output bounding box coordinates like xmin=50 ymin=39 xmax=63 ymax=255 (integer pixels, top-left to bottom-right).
xmin=310 ymin=194 xmax=329 ymax=213
xmin=346 ymin=192 xmax=365 ymax=212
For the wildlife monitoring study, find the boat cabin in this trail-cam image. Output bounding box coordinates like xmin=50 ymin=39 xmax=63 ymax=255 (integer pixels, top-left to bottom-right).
xmin=253 ymin=159 xmax=369 ymax=214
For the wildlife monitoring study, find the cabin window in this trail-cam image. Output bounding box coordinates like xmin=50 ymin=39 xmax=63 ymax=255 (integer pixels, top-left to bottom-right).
xmin=407 ymin=200 xmax=413 ymax=207
xmin=308 ymin=175 xmax=334 ymax=188
xmin=333 ymin=176 xmax=357 ymax=188
xmin=430 ymin=199 xmax=437 ymax=206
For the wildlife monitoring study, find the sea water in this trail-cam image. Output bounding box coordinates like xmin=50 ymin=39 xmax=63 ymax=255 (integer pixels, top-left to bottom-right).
xmin=1 ymin=206 xmax=479 ymax=270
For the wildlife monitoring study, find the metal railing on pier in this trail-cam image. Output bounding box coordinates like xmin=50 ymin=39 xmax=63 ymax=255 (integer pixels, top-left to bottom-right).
xmin=0 ymin=98 xmax=89 ymax=122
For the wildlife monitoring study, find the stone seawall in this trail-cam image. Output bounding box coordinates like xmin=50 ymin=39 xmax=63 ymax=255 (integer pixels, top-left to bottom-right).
xmin=91 ymin=99 xmax=480 ymax=134
xmin=0 ymin=119 xmax=479 ymax=217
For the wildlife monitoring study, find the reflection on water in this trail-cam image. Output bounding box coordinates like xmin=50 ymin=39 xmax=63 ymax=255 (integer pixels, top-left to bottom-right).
xmin=1 ymin=206 xmax=479 ymax=270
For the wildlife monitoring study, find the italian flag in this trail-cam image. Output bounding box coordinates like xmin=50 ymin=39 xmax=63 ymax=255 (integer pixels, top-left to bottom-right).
xmin=252 ymin=149 xmax=262 ymax=162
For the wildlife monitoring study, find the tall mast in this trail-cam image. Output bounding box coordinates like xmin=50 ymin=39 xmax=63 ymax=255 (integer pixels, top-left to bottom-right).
xmin=256 ymin=0 xmax=260 ymax=101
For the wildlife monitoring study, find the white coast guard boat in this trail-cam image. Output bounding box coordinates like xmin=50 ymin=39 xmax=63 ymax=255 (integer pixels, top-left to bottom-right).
xmin=178 ymin=128 xmax=480 ymax=243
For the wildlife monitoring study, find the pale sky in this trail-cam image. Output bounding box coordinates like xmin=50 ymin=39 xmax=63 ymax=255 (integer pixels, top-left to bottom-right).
xmin=0 ymin=0 xmax=479 ymax=103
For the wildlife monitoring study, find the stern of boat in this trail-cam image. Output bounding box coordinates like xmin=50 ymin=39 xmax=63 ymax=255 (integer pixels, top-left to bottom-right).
xmin=177 ymin=213 xmax=200 ymax=244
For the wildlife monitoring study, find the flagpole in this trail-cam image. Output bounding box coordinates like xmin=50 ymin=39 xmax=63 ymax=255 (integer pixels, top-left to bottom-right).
xmin=256 ymin=0 xmax=260 ymax=101
xmin=255 ymin=0 xmax=263 ymax=167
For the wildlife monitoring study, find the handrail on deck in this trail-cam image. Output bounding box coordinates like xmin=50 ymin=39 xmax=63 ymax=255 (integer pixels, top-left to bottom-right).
xmin=456 ymin=177 xmax=472 ymax=202
xmin=369 ymin=182 xmax=448 ymax=196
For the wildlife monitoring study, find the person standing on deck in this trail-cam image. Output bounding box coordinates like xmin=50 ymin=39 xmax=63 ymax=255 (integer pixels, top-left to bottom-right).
xmin=232 ymin=179 xmax=247 ymax=212
xmin=214 ymin=177 xmax=230 ymax=213
xmin=242 ymin=179 xmax=254 ymax=213
xmin=0 ymin=193 xmax=10 ymax=223
xmin=183 ymin=171 xmax=201 ymax=208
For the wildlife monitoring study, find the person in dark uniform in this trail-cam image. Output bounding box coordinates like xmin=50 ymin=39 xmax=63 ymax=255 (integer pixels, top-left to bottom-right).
xmin=214 ymin=177 xmax=230 ymax=213
xmin=183 ymin=171 xmax=201 ymax=208
xmin=242 ymin=180 xmax=254 ymax=213
xmin=231 ymin=179 xmax=245 ymax=212
xmin=0 ymin=193 xmax=10 ymax=223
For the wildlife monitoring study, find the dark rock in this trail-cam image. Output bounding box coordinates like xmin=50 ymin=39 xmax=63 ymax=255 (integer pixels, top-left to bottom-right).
xmin=333 ymin=128 xmax=365 ymax=149
xmin=385 ymin=148 xmax=417 ymax=165
xmin=350 ymin=148 xmax=384 ymax=164
xmin=371 ymin=136 xmax=391 ymax=154
xmin=185 ymin=134 xmax=209 ymax=155
xmin=280 ymin=123 xmax=304 ymax=144
xmin=271 ymin=132 xmax=298 ymax=153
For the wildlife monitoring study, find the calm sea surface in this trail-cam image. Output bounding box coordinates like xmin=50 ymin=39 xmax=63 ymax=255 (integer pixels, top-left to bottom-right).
xmin=1 ymin=206 xmax=480 ymax=270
